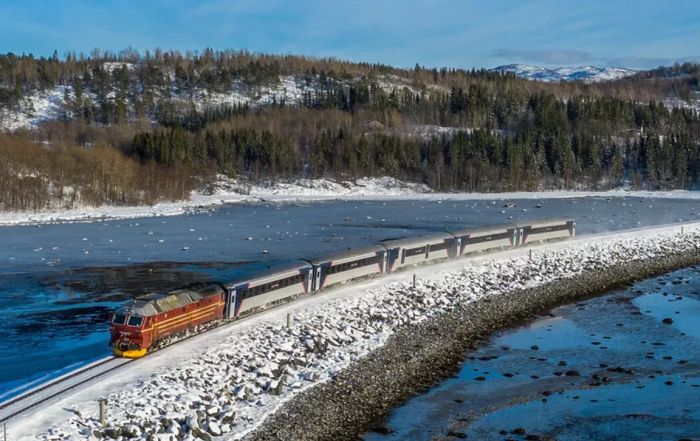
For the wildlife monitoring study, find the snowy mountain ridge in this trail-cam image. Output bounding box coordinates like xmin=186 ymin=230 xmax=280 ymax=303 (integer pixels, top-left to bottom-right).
xmin=491 ymin=64 xmax=637 ymax=83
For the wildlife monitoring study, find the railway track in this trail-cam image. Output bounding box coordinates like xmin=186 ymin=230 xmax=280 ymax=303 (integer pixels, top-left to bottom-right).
xmin=0 ymin=356 xmax=134 ymax=425
xmin=0 ymin=321 xmax=229 ymax=425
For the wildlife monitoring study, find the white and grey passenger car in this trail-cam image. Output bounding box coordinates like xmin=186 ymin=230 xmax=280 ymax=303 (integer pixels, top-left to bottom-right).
xmin=219 ymin=218 xmax=575 ymax=318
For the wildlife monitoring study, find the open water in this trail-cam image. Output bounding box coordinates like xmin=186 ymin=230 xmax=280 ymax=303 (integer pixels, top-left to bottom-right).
xmin=364 ymin=266 xmax=700 ymax=440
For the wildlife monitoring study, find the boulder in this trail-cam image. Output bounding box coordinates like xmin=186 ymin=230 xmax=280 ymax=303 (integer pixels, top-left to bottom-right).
xmin=206 ymin=421 xmax=222 ymax=436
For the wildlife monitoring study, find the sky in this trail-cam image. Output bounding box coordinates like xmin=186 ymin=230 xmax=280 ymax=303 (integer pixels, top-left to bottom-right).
xmin=0 ymin=0 xmax=699 ymax=70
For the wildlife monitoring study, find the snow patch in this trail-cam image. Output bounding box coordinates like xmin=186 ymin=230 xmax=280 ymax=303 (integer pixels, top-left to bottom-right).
xmin=491 ymin=64 xmax=636 ymax=83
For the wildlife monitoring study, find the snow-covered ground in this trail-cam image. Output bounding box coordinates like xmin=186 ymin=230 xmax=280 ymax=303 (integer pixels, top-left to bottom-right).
xmin=491 ymin=64 xmax=636 ymax=83
xmin=7 ymin=222 xmax=700 ymax=440
xmin=2 ymin=175 xmax=700 ymax=227
xmin=665 ymin=96 xmax=700 ymax=113
xmin=0 ymin=86 xmax=75 ymax=131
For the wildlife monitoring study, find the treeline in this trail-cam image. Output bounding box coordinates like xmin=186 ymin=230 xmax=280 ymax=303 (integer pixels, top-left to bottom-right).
xmin=2 ymin=47 xmax=699 ymax=127
xmin=0 ymin=133 xmax=190 ymax=213
xmin=126 ymin=92 xmax=700 ymax=192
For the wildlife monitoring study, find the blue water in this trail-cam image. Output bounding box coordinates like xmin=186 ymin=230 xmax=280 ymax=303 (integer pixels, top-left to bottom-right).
xmin=365 ymin=267 xmax=700 ymax=440
xmin=0 ymin=196 xmax=696 ymax=398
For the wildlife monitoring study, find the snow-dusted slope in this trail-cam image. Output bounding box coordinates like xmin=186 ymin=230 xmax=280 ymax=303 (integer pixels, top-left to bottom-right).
xmin=491 ymin=64 xmax=636 ymax=83
xmin=0 ymin=69 xmax=443 ymax=131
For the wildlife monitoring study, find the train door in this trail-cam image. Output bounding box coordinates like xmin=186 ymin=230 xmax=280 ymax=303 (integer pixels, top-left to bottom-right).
xmin=312 ymin=265 xmax=324 ymax=291
xmin=224 ymin=288 xmax=234 ymax=318
xmin=382 ymin=252 xmax=389 ymax=273
xmin=386 ymin=247 xmax=400 ymax=272
xmin=453 ymin=237 xmax=461 ymax=259
xmin=302 ymin=268 xmax=312 ymax=294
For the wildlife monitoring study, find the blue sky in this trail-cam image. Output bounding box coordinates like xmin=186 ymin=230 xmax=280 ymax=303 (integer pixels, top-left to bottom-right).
xmin=0 ymin=0 xmax=698 ymax=70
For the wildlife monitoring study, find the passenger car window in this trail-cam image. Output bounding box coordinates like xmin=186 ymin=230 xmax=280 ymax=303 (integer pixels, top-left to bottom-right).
xmin=112 ymin=314 xmax=127 ymax=325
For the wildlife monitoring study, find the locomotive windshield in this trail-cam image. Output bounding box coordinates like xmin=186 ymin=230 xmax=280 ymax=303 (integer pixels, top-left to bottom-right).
xmin=112 ymin=314 xmax=127 ymax=325
xmin=127 ymin=316 xmax=144 ymax=327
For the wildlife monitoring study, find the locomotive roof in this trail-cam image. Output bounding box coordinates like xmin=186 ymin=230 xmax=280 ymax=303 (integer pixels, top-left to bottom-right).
xmin=116 ymin=283 xmax=224 ymax=317
xmin=220 ymin=261 xmax=311 ymax=287
xmin=304 ymin=245 xmax=387 ymax=265
xmin=448 ymin=224 xmax=517 ymax=237
xmin=380 ymin=232 xmax=454 ymax=249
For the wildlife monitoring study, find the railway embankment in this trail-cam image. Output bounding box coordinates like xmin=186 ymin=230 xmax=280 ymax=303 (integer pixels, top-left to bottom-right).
xmin=14 ymin=226 xmax=700 ymax=441
xmin=247 ymin=228 xmax=700 ymax=441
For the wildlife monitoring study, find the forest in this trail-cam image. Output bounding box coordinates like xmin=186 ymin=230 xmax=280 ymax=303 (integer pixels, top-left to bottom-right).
xmin=0 ymin=47 xmax=699 ymax=212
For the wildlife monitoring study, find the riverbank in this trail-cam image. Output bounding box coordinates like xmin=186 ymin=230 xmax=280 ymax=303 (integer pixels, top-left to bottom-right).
xmin=372 ymin=265 xmax=700 ymax=440
xmin=2 ymin=175 xmax=700 ymax=226
xmin=247 ymin=234 xmax=700 ymax=440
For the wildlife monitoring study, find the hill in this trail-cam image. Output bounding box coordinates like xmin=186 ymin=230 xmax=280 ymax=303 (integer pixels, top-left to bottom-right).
xmin=0 ymin=48 xmax=700 ymax=214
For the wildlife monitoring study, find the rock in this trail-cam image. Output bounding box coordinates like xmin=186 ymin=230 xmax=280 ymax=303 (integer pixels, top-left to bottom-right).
xmin=662 ymin=318 xmax=674 ymax=324
xmin=191 ymin=428 xmax=212 ymax=441
xmin=512 ymin=428 xmax=527 ymax=435
xmin=92 ymin=430 xmax=104 ymax=439
xmin=473 ymin=376 xmax=487 ymax=381
xmin=103 ymin=428 xmax=121 ymax=439
xmin=371 ymin=426 xmax=394 ymax=435
xmin=185 ymin=415 xmax=200 ymax=430
xmin=206 ymin=421 xmax=222 ymax=436
xmin=123 ymin=425 xmax=142 ymax=438
xmin=530 ymin=345 xmax=539 ymax=350
xmin=565 ymin=370 xmax=580 ymax=376
xmin=446 ymin=430 xmax=468 ymax=438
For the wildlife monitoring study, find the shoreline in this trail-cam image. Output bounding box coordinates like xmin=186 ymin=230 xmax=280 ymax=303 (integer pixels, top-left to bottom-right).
xmin=2 ymin=186 xmax=700 ymax=227
xmin=246 ymin=244 xmax=700 ymax=440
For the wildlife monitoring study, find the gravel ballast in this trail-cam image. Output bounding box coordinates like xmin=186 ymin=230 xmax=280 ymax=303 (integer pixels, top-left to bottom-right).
xmin=247 ymin=236 xmax=700 ymax=441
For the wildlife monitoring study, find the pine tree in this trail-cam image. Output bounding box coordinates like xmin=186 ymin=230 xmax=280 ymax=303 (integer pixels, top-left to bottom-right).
xmin=612 ymin=147 xmax=624 ymax=189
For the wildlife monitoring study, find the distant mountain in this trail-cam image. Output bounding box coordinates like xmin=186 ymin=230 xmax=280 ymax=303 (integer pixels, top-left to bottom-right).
xmin=491 ymin=64 xmax=637 ymax=83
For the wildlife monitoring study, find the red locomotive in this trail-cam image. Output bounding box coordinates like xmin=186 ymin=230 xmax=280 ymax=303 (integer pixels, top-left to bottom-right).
xmin=109 ymin=284 xmax=226 ymax=358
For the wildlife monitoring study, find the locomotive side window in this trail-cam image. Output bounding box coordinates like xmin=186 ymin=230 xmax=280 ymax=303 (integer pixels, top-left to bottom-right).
xmin=127 ymin=316 xmax=143 ymax=327
xmin=113 ymin=314 xmax=127 ymax=325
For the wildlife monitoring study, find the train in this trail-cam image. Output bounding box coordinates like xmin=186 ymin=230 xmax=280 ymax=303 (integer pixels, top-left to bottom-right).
xmin=110 ymin=218 xmax=576 ymax=357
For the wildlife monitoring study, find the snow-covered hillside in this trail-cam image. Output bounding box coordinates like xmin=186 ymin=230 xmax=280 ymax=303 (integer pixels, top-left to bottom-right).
xmin=0 ymin=67 xmax=442 ymax=131
xmin=491 ymin=64 xmax=636 ymax=83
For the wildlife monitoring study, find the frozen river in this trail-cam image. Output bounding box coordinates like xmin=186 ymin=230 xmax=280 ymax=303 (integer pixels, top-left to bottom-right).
xmin=0 ymin=196 xmax=698 ymax=395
